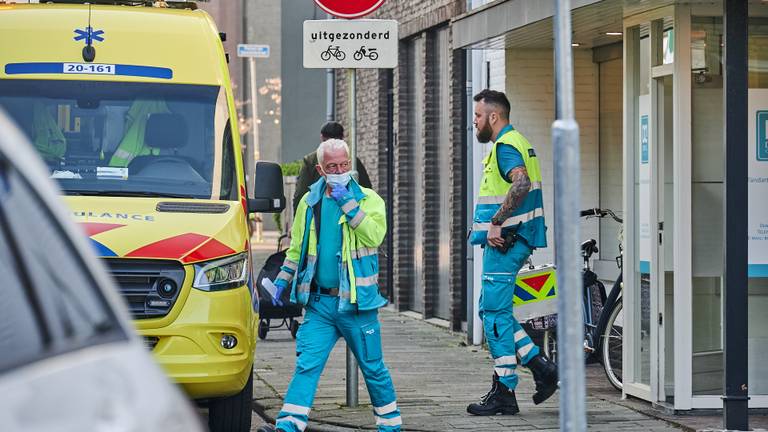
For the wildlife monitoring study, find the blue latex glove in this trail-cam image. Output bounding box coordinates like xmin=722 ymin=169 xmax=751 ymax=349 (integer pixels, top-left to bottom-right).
xmin=272 ymin=278 xmax=288 ymax=306
xmin=330 ymin=184 xmax=353 ymax=203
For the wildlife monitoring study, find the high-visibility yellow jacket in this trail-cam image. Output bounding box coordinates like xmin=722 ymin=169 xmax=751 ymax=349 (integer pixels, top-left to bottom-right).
xmin=471 ymin=127 xmax=547 ymax=248
xmin=108 ymin=99 xmax=168 ymax=167
xmin=32 ymin=102 xmax=66 ymax=160
xmin=277 ymin=178 xmax=388 ymax=311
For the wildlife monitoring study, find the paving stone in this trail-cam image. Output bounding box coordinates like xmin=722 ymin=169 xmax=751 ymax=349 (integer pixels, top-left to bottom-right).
xmin=250 ymin=243 xmax=768 ymax=432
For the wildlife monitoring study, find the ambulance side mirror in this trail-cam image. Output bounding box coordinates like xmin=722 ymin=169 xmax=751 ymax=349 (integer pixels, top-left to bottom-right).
xmin=248 ymin=161 xmax=286 ymax=213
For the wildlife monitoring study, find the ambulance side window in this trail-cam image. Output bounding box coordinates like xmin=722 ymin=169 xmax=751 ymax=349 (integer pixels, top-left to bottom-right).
xmin=0 ymin=155 xmax=125 ymax=358
xmin=219 ymin=121 xmax=237 ymax=200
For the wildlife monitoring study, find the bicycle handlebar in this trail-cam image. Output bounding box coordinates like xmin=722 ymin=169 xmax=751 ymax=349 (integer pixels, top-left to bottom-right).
xmin=580 ymin=208 xmax=623 ymax=224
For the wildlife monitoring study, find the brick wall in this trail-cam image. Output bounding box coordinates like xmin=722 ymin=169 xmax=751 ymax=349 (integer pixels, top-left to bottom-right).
xmin=335 ymin=0 xmax=466 ymax=326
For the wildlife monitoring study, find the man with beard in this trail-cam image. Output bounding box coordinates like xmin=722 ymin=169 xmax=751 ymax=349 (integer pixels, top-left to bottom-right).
xmin=466 ymin=89 xmax=559 ymax=416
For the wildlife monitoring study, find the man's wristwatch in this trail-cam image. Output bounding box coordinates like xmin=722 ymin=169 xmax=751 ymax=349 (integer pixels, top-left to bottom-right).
xmin=491 ymin=216 xmax=504 ymax=226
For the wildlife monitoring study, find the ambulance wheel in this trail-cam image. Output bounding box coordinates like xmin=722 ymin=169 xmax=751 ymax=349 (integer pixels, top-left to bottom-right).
xmin=258 ymin=320 xmax=269 ymax=340
xmin=290 ymin=319 xmax=300 ymax=339
xmin=208 ymin=371 xmax=253 ymax=432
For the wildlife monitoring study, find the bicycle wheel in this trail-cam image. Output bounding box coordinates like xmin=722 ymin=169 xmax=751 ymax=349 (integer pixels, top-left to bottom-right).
xmin=321 ymin=51 xmax=331 ymax=61
xmin=543 ymin=329 xmax=557 ymax=363
xmin=601 ymin=298 xmax=623 ymax=391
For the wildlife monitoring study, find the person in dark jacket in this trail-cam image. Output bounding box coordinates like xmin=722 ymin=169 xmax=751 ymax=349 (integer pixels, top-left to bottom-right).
xmin=292 ymin=121 xmax=372 ymax=212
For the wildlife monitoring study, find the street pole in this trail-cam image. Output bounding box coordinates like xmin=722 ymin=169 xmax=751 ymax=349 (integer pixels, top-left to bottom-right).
xmin=346 ymin=67 xmax=359 ymax=408
xmin=552 ymin=1 xmax=586 ymax=431
xmin=722 ymin=0 xmax=749 ymax=429
xmin=249 ymin=56 xmax=262 ymax=242
xmin=326 ymin=13 xmax=335 ymax=122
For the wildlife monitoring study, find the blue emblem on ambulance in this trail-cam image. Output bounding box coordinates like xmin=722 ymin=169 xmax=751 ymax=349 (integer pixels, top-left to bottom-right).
xmin=73 ymin=27 xmax=105 ymax=44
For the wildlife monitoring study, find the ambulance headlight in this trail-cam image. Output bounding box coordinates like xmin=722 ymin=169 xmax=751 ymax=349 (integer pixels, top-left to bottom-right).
xmin=193 ymin=253 xmax=248 ymax=291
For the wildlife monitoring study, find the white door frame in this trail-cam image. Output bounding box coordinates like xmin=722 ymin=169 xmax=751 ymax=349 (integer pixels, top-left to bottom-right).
xmin=671 ymin=3 xmax=694 ymax=411
xmin=623 ymin=4 xmax=676 ymax=405
xmin=651 ymin=38 xmax=672 ymax=407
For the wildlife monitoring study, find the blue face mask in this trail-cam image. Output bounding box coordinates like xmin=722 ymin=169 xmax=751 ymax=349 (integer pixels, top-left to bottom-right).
xmin=325 ymin=171 xmax=353 ymax=187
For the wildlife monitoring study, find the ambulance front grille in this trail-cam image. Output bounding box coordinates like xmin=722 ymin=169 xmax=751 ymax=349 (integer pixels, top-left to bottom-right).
xmin=104 ymin=259 xmax=186 ymax=320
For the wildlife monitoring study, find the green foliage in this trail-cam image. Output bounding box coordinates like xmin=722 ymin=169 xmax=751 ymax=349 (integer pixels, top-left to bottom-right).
xmin=280 ymin=160 xmax=302 ymax=177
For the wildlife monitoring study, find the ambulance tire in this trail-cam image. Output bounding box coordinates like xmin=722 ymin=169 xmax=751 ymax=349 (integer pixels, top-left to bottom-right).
xmin=208 ymin=371 xmax=253 ymax=432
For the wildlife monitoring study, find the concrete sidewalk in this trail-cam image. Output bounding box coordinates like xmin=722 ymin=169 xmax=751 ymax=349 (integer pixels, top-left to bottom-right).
xmin=249 ymin=236 xmax=767 ymax=432
xmin=251 ymin=308 xmax=681 ymax=432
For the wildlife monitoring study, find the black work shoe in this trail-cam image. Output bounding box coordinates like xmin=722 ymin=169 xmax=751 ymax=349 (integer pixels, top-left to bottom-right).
xmin=466 ymin=374 xmax=520 ymax=416
xmin=527 ymin=353 xmax=559 ymax=405
xmin=256 ymin=425 xmax=276 ymax=432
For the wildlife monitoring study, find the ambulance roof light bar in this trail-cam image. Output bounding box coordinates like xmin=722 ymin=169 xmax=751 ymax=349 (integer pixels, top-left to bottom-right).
xmin=45 ymin=0 xmax=206 ymax=9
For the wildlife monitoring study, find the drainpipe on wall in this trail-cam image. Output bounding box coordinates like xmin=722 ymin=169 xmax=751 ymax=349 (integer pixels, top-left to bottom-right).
xmin=465 ymin=48 xmax=476 ymax=345
xmin=466 ymin=0 xmax=487 ymax=347
xmin=386 ymin=71 xmax=395 ymax=304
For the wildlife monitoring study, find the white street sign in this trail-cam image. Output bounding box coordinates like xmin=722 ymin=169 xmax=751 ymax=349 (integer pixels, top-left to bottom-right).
xmin=237 ymin=44 xmax=270 ymax=58
xmin=303 ymin=19 xmax=398 ymax=69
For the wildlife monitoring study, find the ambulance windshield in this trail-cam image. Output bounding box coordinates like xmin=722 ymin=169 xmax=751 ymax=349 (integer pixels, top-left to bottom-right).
xmin=0 ymin=80 xmax=238 ymax=201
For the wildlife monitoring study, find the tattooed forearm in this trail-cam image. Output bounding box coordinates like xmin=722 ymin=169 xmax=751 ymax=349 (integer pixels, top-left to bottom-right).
xmin=491 ymin=166 xmax=531 ymax=226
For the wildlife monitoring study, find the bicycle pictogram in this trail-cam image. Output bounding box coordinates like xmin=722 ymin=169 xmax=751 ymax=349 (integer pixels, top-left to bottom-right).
xmin=320 ymin=45 xmax=346 ymax=61
xmin=353 ymin=46 xmax=378 ymax=61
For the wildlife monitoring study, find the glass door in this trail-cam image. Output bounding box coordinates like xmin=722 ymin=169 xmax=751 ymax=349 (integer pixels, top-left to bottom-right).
xmin=623 ymin=8 xmax=675 ymax=403
xmin=623 ymin=22 xmax=653 ymax=401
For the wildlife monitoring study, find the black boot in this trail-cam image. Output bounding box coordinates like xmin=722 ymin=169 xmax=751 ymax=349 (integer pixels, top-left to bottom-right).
xmin=466 ymin=374 xmax=520 ymax=416
xmin=527 ymin=353 xmax=559 ymax=405
xmin=256 ymin=425 xmax=276 ymax=432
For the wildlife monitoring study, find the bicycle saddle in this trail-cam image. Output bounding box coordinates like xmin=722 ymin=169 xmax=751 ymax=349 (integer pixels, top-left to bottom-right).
xmin=581 ymin=239 xmax=598 ymax=257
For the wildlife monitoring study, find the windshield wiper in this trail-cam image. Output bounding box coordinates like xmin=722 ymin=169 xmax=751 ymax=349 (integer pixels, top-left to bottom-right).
xmin=63 ymin=190 xmax=198 ymax=199
xmin=107 ymin=191 xmax=199 ymax=199
xmin=63 ymin=189 xmax=109 ymax=196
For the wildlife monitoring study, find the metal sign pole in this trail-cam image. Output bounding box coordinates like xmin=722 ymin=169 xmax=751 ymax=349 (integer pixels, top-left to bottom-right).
xmin=249 ymin=56 xmax=262 ymax=242
xmin=346 ymin=67 xmax=359 ymax=408
xmin=326 ymin=13 xmax=335 ymax=121
xmin=552 ymin=0 xmax=586 ymax=431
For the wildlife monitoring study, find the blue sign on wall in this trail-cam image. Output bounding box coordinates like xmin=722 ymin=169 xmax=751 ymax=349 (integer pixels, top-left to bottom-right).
xmin=640 ymin=115 xmax=649 ymax=164
xmin=757 ymin=110 xmax=768 ymax=161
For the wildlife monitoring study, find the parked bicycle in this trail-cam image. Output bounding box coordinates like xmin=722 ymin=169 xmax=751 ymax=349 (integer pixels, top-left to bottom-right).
xmin=320 ymin=45 xmax=346 ymax=61
xmin=529 ymin=208 xmax=624 ymax=391
xmin=353 ymin=46 xmax=379 ymax=61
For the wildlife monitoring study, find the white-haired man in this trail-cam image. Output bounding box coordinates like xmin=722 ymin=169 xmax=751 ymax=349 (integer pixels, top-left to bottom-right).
xmin=258 ymin=139 xmax=401 ymax=432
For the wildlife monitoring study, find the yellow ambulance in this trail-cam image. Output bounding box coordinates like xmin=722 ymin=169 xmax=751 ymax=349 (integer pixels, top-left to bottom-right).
xmin=0 ymin=2 xmax=284 ymax=431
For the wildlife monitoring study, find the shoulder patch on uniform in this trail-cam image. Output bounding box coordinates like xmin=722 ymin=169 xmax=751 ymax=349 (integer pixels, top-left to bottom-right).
xmin=528 ymin=148 xmax=537 ymax=157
